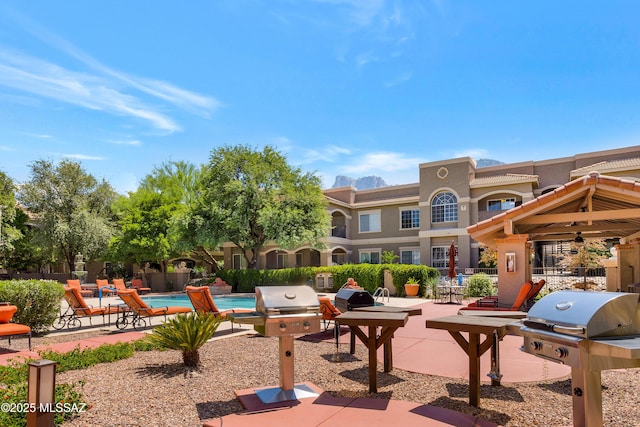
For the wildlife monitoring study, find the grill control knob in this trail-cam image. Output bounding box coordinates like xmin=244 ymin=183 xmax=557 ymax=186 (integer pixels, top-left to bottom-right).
xmin=555 ymin=347 xmax=569 ymax=358
xmin=530 ymin=341 xmax=543 ymax=351
xmin=303 ymin=321 xmax=310 ymax=331
xmin=279 ymin=323 xmax=287 ymax=332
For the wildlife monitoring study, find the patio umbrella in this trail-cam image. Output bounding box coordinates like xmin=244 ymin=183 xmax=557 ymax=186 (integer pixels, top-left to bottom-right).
xmin=447 ymin=241 xmax=457 ymax=280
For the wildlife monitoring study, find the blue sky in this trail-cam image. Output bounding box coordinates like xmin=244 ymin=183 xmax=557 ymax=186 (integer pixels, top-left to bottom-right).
xmin=0 ymin=1 xmax=639 ymax=193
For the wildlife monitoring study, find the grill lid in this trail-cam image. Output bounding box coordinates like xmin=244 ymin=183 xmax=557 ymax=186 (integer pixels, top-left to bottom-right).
xmin=255 ymin=286 xmax=320 ymax=315
xmin=525 ymin=290 xmax=640 ymax=338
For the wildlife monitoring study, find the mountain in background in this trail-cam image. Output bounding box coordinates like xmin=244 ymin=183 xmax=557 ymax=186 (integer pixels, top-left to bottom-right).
xmin=332 ymin=175 xmax=388 ymax=190
xmin=476 ymin=158 xmax=504 ymax=167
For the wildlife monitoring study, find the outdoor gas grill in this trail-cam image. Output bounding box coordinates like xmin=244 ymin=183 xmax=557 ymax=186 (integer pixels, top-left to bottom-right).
xmin=228 ymin=285 xmax=321 ymax=404
xmin=335 ymin=287 xmax=374 ymax=312
xmin=508 ymin=290 xmax=640 ymax=427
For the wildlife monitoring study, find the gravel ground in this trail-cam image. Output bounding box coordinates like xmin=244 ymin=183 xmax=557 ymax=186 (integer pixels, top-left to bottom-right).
xmin=17 ymin=328 xmax=636 ymax=427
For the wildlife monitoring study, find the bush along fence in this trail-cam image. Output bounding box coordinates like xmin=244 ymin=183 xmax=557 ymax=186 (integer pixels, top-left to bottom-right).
xmin=216 ymin=264 xmax=440 ymax=297
xmin=0 ymin=279 xmax=65 ymax=334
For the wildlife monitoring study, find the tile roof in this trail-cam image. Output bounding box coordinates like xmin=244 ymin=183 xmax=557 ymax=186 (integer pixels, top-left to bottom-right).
xmin=467 ymin=172 xmax=640 ymax=242
xmin=570 ymin=157 xmax=640 ymax=177
xmin=469 ymin=173 xmax=539 ymax=188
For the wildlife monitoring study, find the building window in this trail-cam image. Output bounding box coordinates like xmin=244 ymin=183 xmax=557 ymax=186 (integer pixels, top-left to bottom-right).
xmin=296 ymin=253 xmax=303 ymax=267
xmin=400 ymin=249 xmax=420 ymax=265
xmin=487 ymin=198 xmax=516 ymax=211
xmin=432 ymin=246 xmax=457 ymax=268
xmin=232 ymin=254 xmax=243 ymax=270
xmin=277 ymin=253 xmax=287 ymax=269
xmin=359 ymin=250 xmax=381 ymax=264
xmin=431 ymin=192 xmax=458 ymax=223
xmin=400 ymin=208 xmax=420 ymax=229
xmin=359 ymin=210 xmax=381 ymax=233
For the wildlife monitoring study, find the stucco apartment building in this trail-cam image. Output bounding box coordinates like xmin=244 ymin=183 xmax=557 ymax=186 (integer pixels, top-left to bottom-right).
xmin=223 ymin=145 xmax=640 ymax=273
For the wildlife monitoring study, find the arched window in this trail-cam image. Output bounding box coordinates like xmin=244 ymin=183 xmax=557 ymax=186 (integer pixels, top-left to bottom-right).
xmin=431 ymin=192 xmax=458 ymax=223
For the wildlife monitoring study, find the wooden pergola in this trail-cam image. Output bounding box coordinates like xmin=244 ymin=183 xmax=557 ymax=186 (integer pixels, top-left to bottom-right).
xmin=467 ymin=172 xmax=640 ymax=304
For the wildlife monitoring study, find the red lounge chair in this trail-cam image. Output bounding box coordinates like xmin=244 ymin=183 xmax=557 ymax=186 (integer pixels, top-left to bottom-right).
xmin=117 ymin=289 xmax=191 ymax=329
xmin=319 ymin=296 xmax=341 ymax=331
xmin=185 ymin=286 xmax=253 ymax=332
xmin=459 ymin=281 xmax=533 ymax=312
xmin=131 ymin=278 xmax=151 ymax=294
xmin=55 ymin=286 xmax=124 ymax=330
xmin=0 ymin=305 xmax=31 ymax=350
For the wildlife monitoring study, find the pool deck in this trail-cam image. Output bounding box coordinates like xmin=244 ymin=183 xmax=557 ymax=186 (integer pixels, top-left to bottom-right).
xmin=0 ymin=293 xmax=571 ymax=426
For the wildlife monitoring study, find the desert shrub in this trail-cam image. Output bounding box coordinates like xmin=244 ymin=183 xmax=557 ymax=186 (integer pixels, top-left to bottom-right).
xmin=147 ymin=313 xmax=223 ymax=367
xmin=465 ymin=273 xmax=496 ymax=297
xmin=0 ymin=280 xmax=65 ymax=334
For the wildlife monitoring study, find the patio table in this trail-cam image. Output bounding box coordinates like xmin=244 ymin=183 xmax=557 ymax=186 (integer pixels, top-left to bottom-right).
xmin=425 ymin=315 xmax=515 ymax=407
xmin=437 ymin=284 xmax=465 ymax=304
xmin=336 ymin=311 xmax=408 ymax=393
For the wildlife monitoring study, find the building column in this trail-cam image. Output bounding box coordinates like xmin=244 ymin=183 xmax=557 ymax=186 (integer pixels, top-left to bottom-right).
xmin=495 ymin=234 xmax=531 ymax=306
xmin=617 ymin=242 xmax=640 ymax=290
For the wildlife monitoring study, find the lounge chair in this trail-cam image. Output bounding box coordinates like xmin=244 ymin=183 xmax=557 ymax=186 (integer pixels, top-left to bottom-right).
xmin=185 ymin=286 xmax=253 ymax=332
xmin=96 ymin=279 xmax=116 ymax=297
xmin=66 ymin=279 xmax=94 ymax=298
xmin=117 ymin=289 xmax=192 ymax=329
xmin=318 ymin=296 xmax=341 ymax=331
xmin=459 ymin=281 xmax=533 ymax=312
xmin=0 ymin=304 xmax=31 ymax=350
xmin=131 ymin=278 xmax=151 ymax=294
xmin=54 ymin=286 xmax=124 ymax=330
xmin=112 ymin=278 xmax=128 ymax=292
xmin=524 ymin=279 xmax=546 ymax=308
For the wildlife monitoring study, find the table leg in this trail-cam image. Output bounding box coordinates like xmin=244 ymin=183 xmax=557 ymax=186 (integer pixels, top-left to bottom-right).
xmin=383 ymin=337 xmax=392 ymax=372
xmin=468 ymin=332 xmax=480 ymax=407
xmin=350 ymin=330 xmax=356 ymax=354
xmin=367 ymin=325 xmax=377 ymax=393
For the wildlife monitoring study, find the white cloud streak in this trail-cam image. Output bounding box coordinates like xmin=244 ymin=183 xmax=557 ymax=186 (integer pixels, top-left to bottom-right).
xmin=0 ymin=12 xmax=219 ymax=133
xmin=108 ymin=139 xmax=141 ymax=146
xmin=344 ymin=151 xmax=425 ymax=173
xmin=62 ymin=153 xmax=105 ymax=161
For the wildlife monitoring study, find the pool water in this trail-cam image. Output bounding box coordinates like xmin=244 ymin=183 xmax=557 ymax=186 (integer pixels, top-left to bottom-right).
xmin=141 ymin=295 xmax=256 ymax=311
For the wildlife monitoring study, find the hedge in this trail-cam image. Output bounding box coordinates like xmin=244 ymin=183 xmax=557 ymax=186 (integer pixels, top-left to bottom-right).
xmin=0 ymin=279 xmax=65 ymax=334
xmin=215 ymin=264 xmax=440 ymax=297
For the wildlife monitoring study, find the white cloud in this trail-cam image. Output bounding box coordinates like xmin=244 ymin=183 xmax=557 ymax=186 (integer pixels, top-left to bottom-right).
xmin=24 ymin=133 xmax=53 ymax=139
xmin=108 ymin=139 xmax=141 ymax=146
xmin=0 ymin=145 xmax=15 ymax=152
xmin=0 ymin=13 xmax=219 ymax=133
xmin=62 ymin=153 xmax=105 ymax=161
xmin=384 ymin=71 xmax=413 ymax=87
xmin=453 ymin=148 xmax=490 ymax=159
xmin=345 ymin=151 xmax=425 ymax=173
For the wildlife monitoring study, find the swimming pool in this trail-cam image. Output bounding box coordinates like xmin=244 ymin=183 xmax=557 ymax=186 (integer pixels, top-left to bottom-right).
xmin=141 ymin=294 xmax=256 ymax=311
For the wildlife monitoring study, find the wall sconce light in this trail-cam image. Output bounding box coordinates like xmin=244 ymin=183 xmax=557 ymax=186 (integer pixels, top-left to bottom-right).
xmin=574 ymin=232 xmax=584 ymax=245
xmin=27 ymin=359 xmax=57 ymax=427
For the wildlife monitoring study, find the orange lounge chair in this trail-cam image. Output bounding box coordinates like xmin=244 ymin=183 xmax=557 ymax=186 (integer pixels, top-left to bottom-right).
xmin=96 ymin=279 xmax=116 ymax=297
xmin=55 ymin=286 xmax=124 ymax=330
xmin=0 ymin=304 xmax=31 ymax=350
xmin=131 ymin=278 xmax=151 ymax=294
xmin=117 ymin=289 xmax=191 ymax=329
xmin=459 ymin=281 xmax=533 ymax=312
xmin=112 ymin=278 xmax=128 ymax=292
xmin=66 ymin=279 xmax=94 ymax=298
xmin=185 ymin=286 xmax=253 ymax=331
xmin=319 ymin=296 xmax=341 ymax=331
xmin=524 ymin=279 xmax=546 ymax=308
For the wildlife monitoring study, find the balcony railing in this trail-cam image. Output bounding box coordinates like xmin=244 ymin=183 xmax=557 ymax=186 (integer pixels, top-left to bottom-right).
xmin=331 ymin=226 xmax=346 ymax=238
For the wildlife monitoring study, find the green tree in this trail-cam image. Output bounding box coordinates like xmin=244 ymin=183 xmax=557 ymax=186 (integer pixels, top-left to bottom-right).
xmin=16 ymin=160 xmax=117 ymax=274
xmin=140 ymin=161 xmax=222 ymax=272
xmin=2 ymin=210 xmax=52 ymax=276
xmin=561 ymin=238 xmax=610 ymax=288
xmin=191 ymin=145 xmax=330 ymax=269
xmin=0 ymin=171 xmax=23 ymax=264
xmin=109 ymin=190 xmax=179 ymax=279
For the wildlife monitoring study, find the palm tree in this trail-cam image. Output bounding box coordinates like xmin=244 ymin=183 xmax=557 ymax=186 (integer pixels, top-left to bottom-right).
xmin=148 ymin=312 xmax=223 ymax=367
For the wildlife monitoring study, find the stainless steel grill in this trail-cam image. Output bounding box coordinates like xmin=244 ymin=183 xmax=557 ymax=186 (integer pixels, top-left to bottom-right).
xmin=508 ymin=290 xmax=640 ymax=426
xmin=229 ymin=285 xmax=321 ymax=404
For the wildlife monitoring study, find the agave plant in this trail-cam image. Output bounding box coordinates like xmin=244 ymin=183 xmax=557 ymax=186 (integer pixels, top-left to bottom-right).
xmin=148 ymin=312 xmax=223 ymax=367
